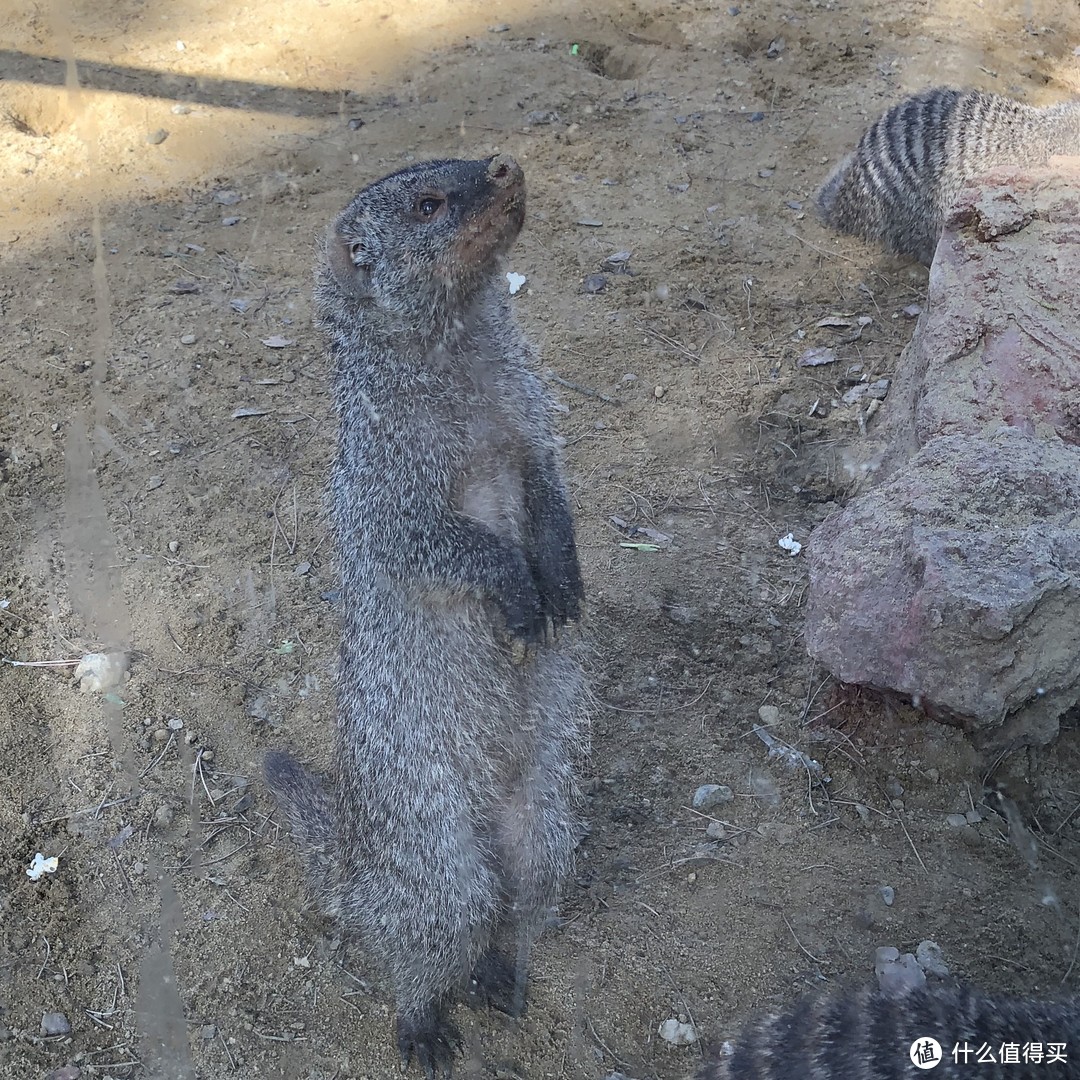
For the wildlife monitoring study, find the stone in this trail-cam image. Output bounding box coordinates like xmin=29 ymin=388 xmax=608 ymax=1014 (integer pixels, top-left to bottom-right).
xmin=805 ymin=162 xmax=1080 ymax=750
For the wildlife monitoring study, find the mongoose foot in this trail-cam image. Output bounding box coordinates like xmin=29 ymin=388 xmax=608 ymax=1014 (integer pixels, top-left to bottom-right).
xmin=396 ymin=1007 xmax=460 ymax=1079
xmin=465 ymin=949 xmax=523 ymax=1017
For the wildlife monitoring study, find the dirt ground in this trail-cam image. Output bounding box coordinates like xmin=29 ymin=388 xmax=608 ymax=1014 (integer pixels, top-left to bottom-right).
xmin=2 ymin=1 xmax=1079 ymax=1077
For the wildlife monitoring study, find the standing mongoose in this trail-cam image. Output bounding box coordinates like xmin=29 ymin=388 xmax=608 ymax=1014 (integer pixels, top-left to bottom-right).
xmin=264 ymin=155 xmax=589 ymax=1077
xmin=817 ymin=87 xmax=1080 ymax=264
xmin=697 ymin=984 xmax=1080 ymax=1079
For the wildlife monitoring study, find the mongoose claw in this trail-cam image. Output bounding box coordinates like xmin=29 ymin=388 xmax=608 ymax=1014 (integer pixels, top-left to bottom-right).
xmin=396 ymin=1010 xmax=459 ymax=1078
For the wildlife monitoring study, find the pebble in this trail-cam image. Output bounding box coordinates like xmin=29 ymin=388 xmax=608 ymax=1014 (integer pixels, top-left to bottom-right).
xmin=201 ymin=1024 xmax=218 ymax=1040
xmin=40 ymin=1012 xmax=71 ymax=1036
xmin=693 ymin=783 xmax=734 ymax=811
xmin=168 ymin=540 xmax=179 ymax=554
xmin=152 ymin=728 xmax=169 ymax=744
xmin=878 ymin=885 xmax=895 ymax=906
xmin=582 ymin=274 xmax=607 ymax=294
xmin=757 ymin=704 xmax=780 ymax=726
xmin=875 ymin=948 xmax=925 ymax=994
xmin=180 ymin=334 xmax=196 ymax=345
xmin=945 ymin=813 xmax=968 ymax=828
xmin=153 ymin=804 xmax=174 ymax=830
xmin=885 ymin=778 xmax=904 ymax=799
xmin=706 ymin=820 xmax=727 ymax=840
xmin=916 ymin=939 xmax=950 ymax=977
xmin=200 ymin=749 xmax=215 ymax=763
xmin=658 ymin=1017 xmax=698 ymax=1046
xmin=964 ymin=808 xmax=982 ymax=825
xmin=653 ymin=385 xmax=666 ymax=399
xmin=46 ymin=1068 xmax=81 ymax=1080
xmin=146 ymin=129 xmax=169 ymax=145
xmin=167 ymin=717 xmax=184 ymax=731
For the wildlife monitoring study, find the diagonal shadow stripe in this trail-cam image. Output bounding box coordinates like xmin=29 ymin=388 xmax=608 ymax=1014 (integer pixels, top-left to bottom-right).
xmin=0 ymin=48 xmax=355 ymax=117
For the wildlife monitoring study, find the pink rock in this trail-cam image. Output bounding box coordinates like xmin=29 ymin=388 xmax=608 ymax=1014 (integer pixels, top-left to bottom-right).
xmin=805 ymin=162 xmax=1080 ymax=748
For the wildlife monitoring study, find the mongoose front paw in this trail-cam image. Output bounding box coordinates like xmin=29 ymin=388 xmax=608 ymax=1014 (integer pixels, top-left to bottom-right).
xmin=396 ymin=1009 xmax=460 ymax=1079
xmin=501 ymin=584 xmax=547 ymax=648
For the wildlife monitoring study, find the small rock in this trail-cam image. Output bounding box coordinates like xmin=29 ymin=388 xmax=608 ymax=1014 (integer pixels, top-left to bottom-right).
xmin=171 ymin=103 xmax=191 ymax=115
xmin=146 ymin=129 xmax=169 ymax=145
xmin=902 ymin=303 xmax=923 ymax=319
xmin=168 ymin=540 xmax=179 ymax=554
xmin=167 ymin=717 xmax=184 ymax=731
xmin=152 ymin=728 xmax=169 ymax=744
xmin=749 ymin=111 xmax=765 ymax=122
xmin=916 ymin=939 xmax=950 ymax=977
xmin=46 ymin=1067 xmax=81 ymax=1080
xmin=180 ymin=334 xmax=196 ymax=345
xmin=147 ymin=475 xmax=164 ymax=491
xmin=658 ymin=1017 xmax=698 ymax=1046
xmin=853 ymin=803 xmax=871 ymax=823
xmin=582 ymin=274 xmax=607 ymax=294
xmin=706 ymin=820 xmax=727 ymax=840
xmin=875 ymin=948 xmax=925 ymax=994
xmin=74 ymin=651 xmax=128 ymax=694
xmin=221 ymin=216 xmax=240 ymax=226
xmin=758 ymin=168 xmax=774 ymax=179
xmin=40 ymin=1012 xmax=71 ymax=1037
xmin=693 ymin=784 xmax=734 ymax=811
xmin=295 ymin=561 xmax=312 ymax=576
xmin=214 ymin=189 xmax=241 ymax=205
xmin=964 ymin=808 xmax=982 ymax=825
xmin=347 ymin=117 xmax=365 ymax=130
xmin=153 ymin=804 xmax=175 ymax=830
xmin=879 ymin=885 xmax=895 ymax=906
xmin=200 ymin=749 xmax=215 ymax=763
xmin=201 ymin=1024 xmax=218 ymax=1041
xmin=525 ymin=109 xmax=557 ymax=126
xmin=757 ymin=704 xmax=781 ymax=726
xmin=945 ymin=813 xmax=968 ymax=828
xmin=885 ymin=778 xmax=904 ymax=799
xmin=653 ymin=385 xmax=666 ymax=400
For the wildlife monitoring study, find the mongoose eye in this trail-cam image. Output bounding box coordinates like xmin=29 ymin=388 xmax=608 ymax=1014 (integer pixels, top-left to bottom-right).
xmin=414 ymin=195 xmax=445 ymax=220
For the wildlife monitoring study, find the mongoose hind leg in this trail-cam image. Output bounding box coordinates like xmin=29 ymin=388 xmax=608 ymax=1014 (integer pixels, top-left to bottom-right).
xmin=465 ymin=946 xmax=521 ymax=1017
xmin=396 ymin=1003 xmax=461 ymax=1080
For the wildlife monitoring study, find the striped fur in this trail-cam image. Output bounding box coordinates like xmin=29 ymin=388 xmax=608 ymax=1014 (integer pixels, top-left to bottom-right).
xmin=818 ymin=88 xmax=1080 ymax=263
xmin=697 ymin=984 xmax=1080 ymax=1079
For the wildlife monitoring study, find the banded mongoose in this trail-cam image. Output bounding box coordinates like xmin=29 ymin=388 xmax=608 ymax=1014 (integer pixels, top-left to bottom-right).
xmin=697 ymin=984 xmax=1080 ymax=1079
xmin=264 ymin=156 xmax=589 ymax=1076
xmin=818 ymin=87 xmax=1080 ymax=264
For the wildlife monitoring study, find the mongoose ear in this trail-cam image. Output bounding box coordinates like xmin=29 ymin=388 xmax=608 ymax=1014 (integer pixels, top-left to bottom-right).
xmin=327 ymin=229 xmax=374 ymax=299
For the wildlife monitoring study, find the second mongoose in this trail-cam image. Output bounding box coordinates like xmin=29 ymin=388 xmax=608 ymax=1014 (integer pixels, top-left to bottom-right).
xmin=817 ymin=87 xmax=1080 ymax=264
xmin=264 ymin=155 xmax=589 ymax=1077
xmin=697 ymin=983 xmax=1080 ymax=1079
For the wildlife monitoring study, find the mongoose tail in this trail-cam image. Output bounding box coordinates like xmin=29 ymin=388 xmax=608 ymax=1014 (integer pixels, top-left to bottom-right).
xmin=817 ymin=88 xmax=1080 ymax=264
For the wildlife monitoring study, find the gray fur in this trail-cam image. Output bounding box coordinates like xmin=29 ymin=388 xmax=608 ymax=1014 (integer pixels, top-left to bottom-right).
xmin=698 ymin=984 xmax=1080 ymax=1079
xmin=264 ymin=156 xmax=589 ymax=1077
xmin=818 ymin=87 xmax=1080 ymax=264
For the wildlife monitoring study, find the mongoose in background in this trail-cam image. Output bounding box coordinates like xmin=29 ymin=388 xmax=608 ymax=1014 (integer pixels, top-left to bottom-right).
xmin=697 ymin=984 xmax=1080 ymax=1079
xmin=264 ymin=155 xmax=589 ymax=1077
xmin=817 ymin=87 xmax=1080 ymax=264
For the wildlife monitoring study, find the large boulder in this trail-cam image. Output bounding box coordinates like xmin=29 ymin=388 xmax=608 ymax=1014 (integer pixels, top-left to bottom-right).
xmin=805 ymin=161 xmax=1080 ymax=749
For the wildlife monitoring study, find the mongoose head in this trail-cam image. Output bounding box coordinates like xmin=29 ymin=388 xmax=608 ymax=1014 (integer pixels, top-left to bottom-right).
xmin=320 ymin=155 xmax=526 ymax=338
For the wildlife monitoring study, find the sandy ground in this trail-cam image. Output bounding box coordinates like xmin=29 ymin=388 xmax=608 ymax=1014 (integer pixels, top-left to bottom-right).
xmin=2 ymin=1 xmax=1079 ymax=1077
